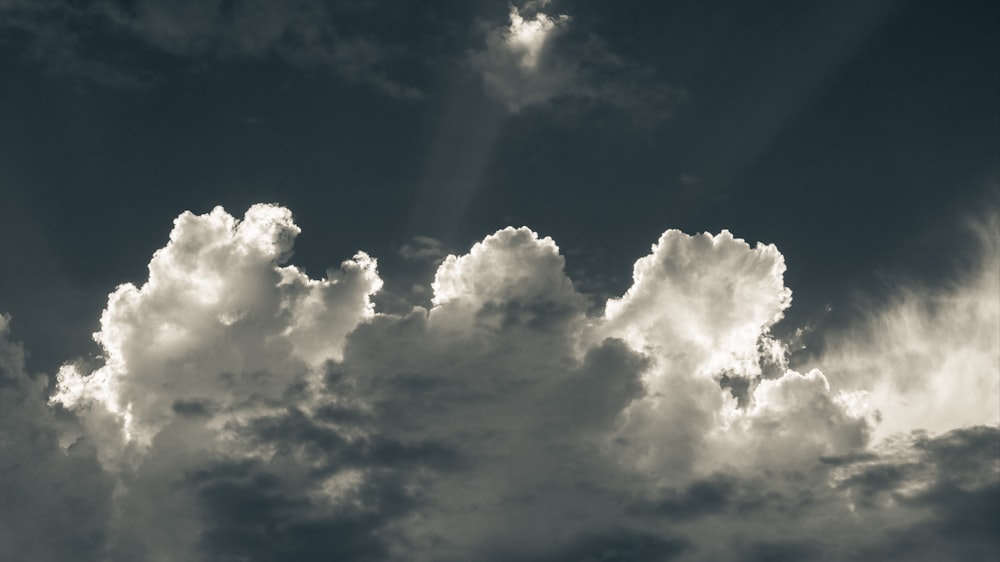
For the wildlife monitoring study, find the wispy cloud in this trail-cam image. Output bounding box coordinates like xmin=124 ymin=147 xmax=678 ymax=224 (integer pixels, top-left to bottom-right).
xmin=398 ymin=235 xmax=448 ymax=263
xmin=811 ymin=213 xmax=1000 ymax=441
xmin=0 ymin=0 xmax=423 ymax=97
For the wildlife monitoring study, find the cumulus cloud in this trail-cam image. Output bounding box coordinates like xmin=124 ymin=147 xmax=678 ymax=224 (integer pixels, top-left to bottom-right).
xmin=52 ymin=204 xmax=380 ymax=455
xmin=0 ymin=204 xmax=996 ymax=560
xmin=470 ymin=2 xmax=687 ymax=120
xmin=603 ymin=229 xmax=791 ymax=377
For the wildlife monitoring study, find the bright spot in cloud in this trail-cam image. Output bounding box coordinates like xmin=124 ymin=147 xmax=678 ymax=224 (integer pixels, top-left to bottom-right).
xmin=504 ymin=5 xmax=569 ymax=70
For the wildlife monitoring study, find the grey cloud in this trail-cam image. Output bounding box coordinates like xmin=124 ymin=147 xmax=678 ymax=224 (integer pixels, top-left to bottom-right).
xmin=399 ymin=235 xmax=448 ymax=262
xmin=179 ymin=402 xmax=467 ymax=561
xmin=0 ymin=0 xmax=156 ymax=87
xmin=171 ymin=398 xmax=217 ymax=418
xmin=0 ymin=0 xmax=422 ymax=97
xmin=189 ymin=459 xmax=406 ymax=562
xmin=635 ymin=427 xmax=999 ymax=560
xmin=736 ymin=541 xmax=822 ymax=562
xmin=836 ymin=426 xmax=1000 ymax=561
xmin=533 ymin=530 xmax=689 ymax=562
xmin=0 ymin=316 xmax=113 ymax=562
xmin=832 ymin=426 xmax=999 ymax=502
xmin=627 ymin=474 xmax=744 ymax=522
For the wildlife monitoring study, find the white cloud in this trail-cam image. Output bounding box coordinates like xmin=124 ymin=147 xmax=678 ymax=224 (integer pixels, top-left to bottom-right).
xmin=470 ymin=2 xmax=687 ymax=119
xmin=51 ymin=204 xmax=381 ymax=459
xmin=431 ymin=226 xmax=584 ymax=323
xmin=501 ymin=4 xmax=570 ymax=71
xmin=0 ymin=203 xmax=995 ymax=560
xmin=603 ymin=229 xmax=791 ymax=378
xmin=46 ymin=204 xmax=384 ymax=558
xmin=594 ymin=230 xmax=875 ymax=483
xmin=812 ymin=215 xmax=1000 ymax=441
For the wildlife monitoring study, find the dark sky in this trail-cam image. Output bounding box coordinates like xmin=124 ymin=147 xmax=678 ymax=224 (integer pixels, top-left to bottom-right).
xmin=1 ymin=0 xmax=997 ymax=374
xmin=1 ymin=2 xmax=999 ymax=561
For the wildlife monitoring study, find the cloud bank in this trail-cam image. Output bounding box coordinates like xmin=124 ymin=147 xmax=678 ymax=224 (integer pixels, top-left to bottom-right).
xmin=1 ymin=204 xmax=996 ymax=560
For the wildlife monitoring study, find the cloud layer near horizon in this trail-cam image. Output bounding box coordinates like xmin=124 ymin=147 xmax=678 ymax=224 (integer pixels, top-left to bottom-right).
xmin=2 ymin=203 xmax=997 ymax=561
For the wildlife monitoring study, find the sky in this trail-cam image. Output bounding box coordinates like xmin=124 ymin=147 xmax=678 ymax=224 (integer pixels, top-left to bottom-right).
xmin=0 ymin=1 xmax=997 ymax=561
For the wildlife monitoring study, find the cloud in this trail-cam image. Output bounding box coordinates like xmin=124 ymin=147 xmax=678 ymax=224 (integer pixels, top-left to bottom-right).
xmin=812 ymin=214 xmax=1000 ymax=441
xmin=430 ymin=226 xmax=585 ymax=325
xmin=469 ymin=2 xmax=688 ymax=120
xmin=602 ymin=229 xmax=791 ymax=376
xmin=399 ymin=235 xmax=448 ymax=262
xmin=0 ymin=204 xmax=996 ymax=560
xmin=0 ymin=315 xmax=113 ymax=562
xmin=496 ymin=2 xmax=571 ymax=72
xmin=826 ymin=425 xmax=1000 ymax=561
xmin=52 ymin=204 xmax=381 ymax=457
xmin=0 ymin=0 xmax=422 ymax=97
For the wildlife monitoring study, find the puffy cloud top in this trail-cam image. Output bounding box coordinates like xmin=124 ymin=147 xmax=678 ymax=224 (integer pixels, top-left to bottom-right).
xmin=52 ymin=204 xmax=381 ymax=457
xmin=432 ymin=226 xmax=583 ymax=322
xmin=0 ymin=204 xmax=993 ymax=561
xmin=605 ymin=229 xmax=791 ymax=379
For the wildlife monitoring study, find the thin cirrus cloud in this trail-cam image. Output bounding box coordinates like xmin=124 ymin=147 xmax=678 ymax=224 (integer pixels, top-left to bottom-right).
xmin=0 ymin=203 xmax=995 ymax=560
xmin=469 ymin=2 xmax=688 ymax=120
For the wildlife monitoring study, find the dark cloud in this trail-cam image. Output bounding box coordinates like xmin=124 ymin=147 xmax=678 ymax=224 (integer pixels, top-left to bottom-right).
xmin=0 ymin=0 xmax=423 ymax=96
xmin=534 ymin=530 xmax=688 ymax=562
xmin=836 ymin=426 xmax=1000 ymax=561
xmin=628 ymin=474 xmax=743 ymax=522
xmin=736 ymin=541 xmax=822 ymax=562
xmin=172 ymin=397 xmax=217 ymax=418
xmin=190 ymin=460 xmax=403 ymax=562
